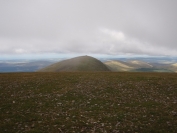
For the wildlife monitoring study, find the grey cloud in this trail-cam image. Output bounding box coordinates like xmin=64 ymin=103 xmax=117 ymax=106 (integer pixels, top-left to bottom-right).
xmin=0 ymin=0 xmax=177 ymax=57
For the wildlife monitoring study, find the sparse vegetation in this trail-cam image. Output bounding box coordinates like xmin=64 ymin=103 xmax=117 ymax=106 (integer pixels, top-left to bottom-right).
xmin=0 ymin=72 xmax=177 ymax=132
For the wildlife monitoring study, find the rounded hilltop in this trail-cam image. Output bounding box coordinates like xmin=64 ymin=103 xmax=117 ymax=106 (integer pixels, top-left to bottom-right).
xmin=38 ymin=55 xmax=110 ymax=72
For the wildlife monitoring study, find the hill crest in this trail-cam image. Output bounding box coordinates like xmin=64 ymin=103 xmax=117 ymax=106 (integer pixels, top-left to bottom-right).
xmin=38 ymin=56 xmax=110 ymax=72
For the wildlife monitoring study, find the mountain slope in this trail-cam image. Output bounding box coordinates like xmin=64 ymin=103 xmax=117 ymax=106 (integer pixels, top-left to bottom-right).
xmin=127 ymin=60 xmax=153 ymax=68
xmin=104 ymin=60 xmax=153 ymax=72
xmin=104 ymin=60 xmax=134 ymax=71
xmin=165 ymin=63 xmax=177 ymax=72
xmin=38 ymin=56 xmax=110 ymax=72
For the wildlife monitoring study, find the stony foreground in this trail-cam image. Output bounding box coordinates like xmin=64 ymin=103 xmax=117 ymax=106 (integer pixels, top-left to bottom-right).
xmin=0 ymin=72 xmax=177 ymax=133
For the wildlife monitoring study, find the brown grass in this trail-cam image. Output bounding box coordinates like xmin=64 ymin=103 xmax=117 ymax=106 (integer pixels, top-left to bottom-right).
xmin=0 ymin=72 xmax=177 ymax=133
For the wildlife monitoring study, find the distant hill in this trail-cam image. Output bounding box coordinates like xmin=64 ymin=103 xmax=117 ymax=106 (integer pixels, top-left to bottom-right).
xmin=38 ymin=56 xmax=110 ymax=72
xmin=1 ymin=57 xmax=177 ymax=72
xmin=104 ymin=60 xmax=176 ymax=72
xmin=165 ymin=63 xmax=177 ymax=72
xmin=104 ymin=60 xmax=153 ymax=72
xmin=126 ymin=60 xmax=153 ymax=68
xmin=104 ymin=60 xmax=134 ymax=71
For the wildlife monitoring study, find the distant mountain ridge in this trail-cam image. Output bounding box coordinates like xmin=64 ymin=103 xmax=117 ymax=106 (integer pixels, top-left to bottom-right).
xmin=1 ymin=56 xmax=177 ymax=72
xmin=38 ymin=56 xmax=110 ymax=72
xmin=105 ymin=60 xmax=154 ymax=72
xmin=104 ymin=60 xmax=177 ymax=72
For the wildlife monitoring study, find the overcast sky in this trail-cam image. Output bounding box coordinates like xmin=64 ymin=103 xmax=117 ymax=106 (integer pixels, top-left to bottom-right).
xmin=0 ymin=0 xmax=177 ymax=59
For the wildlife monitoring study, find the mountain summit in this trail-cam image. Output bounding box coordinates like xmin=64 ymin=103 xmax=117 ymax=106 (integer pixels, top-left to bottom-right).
xmin=38 ymin=56 xmax=110 ymax=72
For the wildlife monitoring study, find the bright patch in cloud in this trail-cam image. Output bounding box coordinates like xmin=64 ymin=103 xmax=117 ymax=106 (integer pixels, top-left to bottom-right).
xmin=100 ymin=28 xmax=125 ymax=41
xmin=98 ymin=28 xmax=177 ymax=56
xmin=15 ymin=49 xmax=26 ymax=54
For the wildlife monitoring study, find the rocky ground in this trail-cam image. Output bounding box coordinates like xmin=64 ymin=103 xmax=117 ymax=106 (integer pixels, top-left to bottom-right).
xmin=0 ymin=72 xmax=177 ymax=133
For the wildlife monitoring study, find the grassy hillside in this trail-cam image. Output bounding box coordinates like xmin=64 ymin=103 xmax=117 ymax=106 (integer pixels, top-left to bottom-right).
xmin=1 ymin=72 xmax=177 ymax=133
xmin=126 ymin=60 xmax=153 ymax=68
xmin=38 ymin=56 xmax=110 ymax=72
xmin=104 ymin=60 xmax=152 ymax=72
xmin=104 ymin=60 xmax=134 ymax=71
xmin=104 ymin=60 xmax=177 ymax=72
xmin=166 ymin=63 xmax=177 ymax=72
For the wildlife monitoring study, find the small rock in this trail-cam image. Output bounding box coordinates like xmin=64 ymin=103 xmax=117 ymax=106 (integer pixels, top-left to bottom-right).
xmin=31 ymin=124 xmax=35 ymax=128
xmin=38 ymin=121 xmax=42 ymax=124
